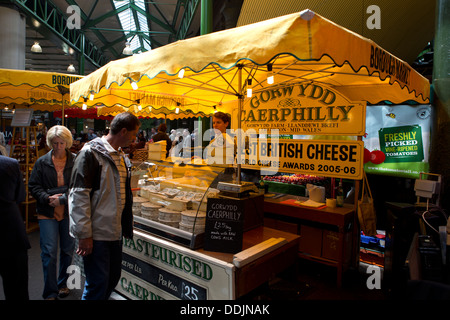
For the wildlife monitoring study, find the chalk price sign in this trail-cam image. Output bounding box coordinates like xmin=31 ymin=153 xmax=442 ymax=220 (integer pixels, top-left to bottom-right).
xmin=204 ymin=198 xmax=244 ymax=254
xmin=121 ymin=252 xmax=207 ymax=300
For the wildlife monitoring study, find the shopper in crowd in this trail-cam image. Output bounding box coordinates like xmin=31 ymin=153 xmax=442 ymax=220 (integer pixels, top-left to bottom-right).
xmin=0 ymin=129 xmax=5 ymax=147
xmin=28 ymin=125 xmax=75 ymax=300
xmin=0 ymin=129 xmax=6 ymax=156
xmin=37 ymin=126 xmax=50 ymax=156
xmin=136 ymin=131 xmax=147 ymax=145
xmin=152 ymin=123 xmax=172 ymax=158
xmin=87 ymin=128 xmax=97 ymax=141
xmin=0 ymin=155 xmax=30 ymax=300
xmin=191 ymin=128 xmax=199 ymax=146
xmin=69 ymin=112 xmax=140 ymax=300
xmin=128 ymin=131 xmax=147 ymax=159
xmin=149 ymin=127 xmax=157 ymax=140
xmin=182 ymin=129 xmax=192 ymax=158
xmin=169 ymin=129 xmax=176 ymax=141
xmin=170 ymin=130 xmax=183 ymax=157
xmin=70 ymin=128 xmax=78 ymax=140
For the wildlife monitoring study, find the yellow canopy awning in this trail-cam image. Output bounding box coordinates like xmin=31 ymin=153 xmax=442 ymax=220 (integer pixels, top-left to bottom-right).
xmin=71 ymin=9 xmax=429 ymax=118
xmin=0 ymin=68 xmax=83 ymax=112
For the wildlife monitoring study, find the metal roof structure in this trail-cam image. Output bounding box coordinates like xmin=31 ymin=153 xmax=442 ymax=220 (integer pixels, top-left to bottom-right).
xmin=6 ymin=0 xmax=243 ymax=75
xmin=1 ymin=0 xmax=434 ymax=78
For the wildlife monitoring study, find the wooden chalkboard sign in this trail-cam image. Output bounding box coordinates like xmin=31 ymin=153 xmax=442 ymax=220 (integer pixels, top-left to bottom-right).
xmin=203 ymin=197 xmax=244 ymax=253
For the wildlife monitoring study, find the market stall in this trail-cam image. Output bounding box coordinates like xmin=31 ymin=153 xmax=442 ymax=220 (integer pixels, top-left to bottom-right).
xmin=0 ymin=68 xmax=83 ymax=124
xmin=69 ymin=9 xmax=430 ymax=298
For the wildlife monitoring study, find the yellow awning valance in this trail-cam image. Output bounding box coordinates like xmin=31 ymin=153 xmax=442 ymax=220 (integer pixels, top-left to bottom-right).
xmin=0 ymin=68 xmax=82 ymax=111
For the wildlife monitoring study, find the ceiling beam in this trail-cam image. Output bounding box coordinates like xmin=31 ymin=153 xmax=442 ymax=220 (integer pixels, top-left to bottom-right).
xmin=11 ymin=0 xmax=107 ymax=68
xmin=64 ymin=0 xmax=121 ymax=58
xmin=176 ymin=0 xmax=201 ymax=40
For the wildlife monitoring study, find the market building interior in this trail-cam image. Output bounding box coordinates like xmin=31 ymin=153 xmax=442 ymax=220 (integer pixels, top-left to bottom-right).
xmin=0 ymin=0 xmax=449 ymax=303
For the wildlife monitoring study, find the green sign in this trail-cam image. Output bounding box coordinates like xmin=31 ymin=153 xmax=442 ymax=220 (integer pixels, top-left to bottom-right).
xmin=363 ymin=105 xmax=431 ymax=179
xmin=379 ymin=125 xmax=424 ymax=163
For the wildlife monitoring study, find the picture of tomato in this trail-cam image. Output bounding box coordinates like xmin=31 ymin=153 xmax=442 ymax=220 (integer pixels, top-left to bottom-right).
xmin=364 ymin=148 xmax=371 ymax=163
xmin=370 ymin=150 xmax=386 ymax=164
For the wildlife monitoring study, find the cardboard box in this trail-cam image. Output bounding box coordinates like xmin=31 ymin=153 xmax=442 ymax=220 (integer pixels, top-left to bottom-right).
xmin=148 ymin=143 xmax=165 ymax=152
xmin=148 ymin=150 xmax=166 ymax=160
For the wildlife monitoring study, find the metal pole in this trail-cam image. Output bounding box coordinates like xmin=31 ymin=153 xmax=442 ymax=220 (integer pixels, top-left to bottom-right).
xmin=200 ymin=0 xmax=213 ymax=35
xmin=200 ymin=0 xmax=213 ymax=149
xmin=79 ymin=33 xmax=85 ymax=76
xmin=237 ymin=65 xmax=242 ymax=184
xmin=61 ymin=95 xmax=64 ymax=126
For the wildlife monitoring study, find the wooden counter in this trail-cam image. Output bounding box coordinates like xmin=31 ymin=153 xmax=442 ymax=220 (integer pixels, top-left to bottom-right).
xmin=263 ymin=194 xmax=359 ymax=287
xmin=198 ymin=226 xmax=300 ymax=298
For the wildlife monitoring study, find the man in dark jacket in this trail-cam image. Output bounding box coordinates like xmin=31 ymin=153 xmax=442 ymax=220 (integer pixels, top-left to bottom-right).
xmin=69 ymin=112 xmax=140 ymax=300
xmin=0 ymin=155 xmax=30 ymax=300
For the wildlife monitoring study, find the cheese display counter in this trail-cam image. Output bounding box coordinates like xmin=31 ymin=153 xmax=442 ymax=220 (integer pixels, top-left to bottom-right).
xmin=130 ymin=160 xmax=226 ymax=248
xmin=117 ymin=160 xmax=300 ymax=300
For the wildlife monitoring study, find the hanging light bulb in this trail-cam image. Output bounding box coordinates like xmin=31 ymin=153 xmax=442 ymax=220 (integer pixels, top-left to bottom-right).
xmin=67 ymin=64 xmax=76 ymax=73
xmin=122 ymin=42 xmax=133 ymax=55
xmin=31 ymin=41 xmax=42 ymax=53
xmin=178 ymin=68 xmax=185 ymax=78
xmin=131 ymin=81 xmax=138 ymax=90
xmin=246 ymin=79 xmax=253 ymax=98
xmin=82 ymin=98 xmax=87 ymax=110
xmin=267 ymin=64 xmax=274 ymax=84
xmin=137 ymin=99 xmax=142 ymax=111
xmin=89 ymin=91 xmax=94 ymax=101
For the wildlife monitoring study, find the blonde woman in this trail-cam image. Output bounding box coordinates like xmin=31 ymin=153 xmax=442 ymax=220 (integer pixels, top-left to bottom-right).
xmin=29 ymin=125 xmax=75 ymax=300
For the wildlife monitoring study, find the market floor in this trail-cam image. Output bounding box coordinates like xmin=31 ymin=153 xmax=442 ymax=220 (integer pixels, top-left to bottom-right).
xmin=0 ymin=230 xmax=386 ymax=301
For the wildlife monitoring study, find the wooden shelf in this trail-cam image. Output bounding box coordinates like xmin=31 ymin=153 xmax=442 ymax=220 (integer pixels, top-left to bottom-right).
xmin=10 ymin=126 xmax=40 ymax=233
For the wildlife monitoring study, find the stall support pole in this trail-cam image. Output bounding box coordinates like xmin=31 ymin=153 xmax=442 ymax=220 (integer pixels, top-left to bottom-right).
xmin=237 ymin=65 xmax=243 ymax=184
xmin=200 ymin=0 xmax=213 ymax=149
xmin=61 ymin=96 xmax=65 ymax=126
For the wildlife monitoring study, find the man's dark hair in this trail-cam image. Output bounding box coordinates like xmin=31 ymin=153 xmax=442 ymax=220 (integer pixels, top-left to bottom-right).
xmin=110 ymin=112 xmax=140 ymax=135
xmin=213 ymin=111 xmax=230 ymax=124
xmin=158 ymin=123 xmax=167 ymax=132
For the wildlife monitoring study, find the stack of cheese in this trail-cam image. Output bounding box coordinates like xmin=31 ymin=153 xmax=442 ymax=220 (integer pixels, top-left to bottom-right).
xmin=148 ymin=141 xmax=166 ymax=160
xmin=158 ymin=207 xmax=181 ymax=228
xmin=141 ymin=202 xmax=162 ymax=221
xmin=137 ymin=177 xmax=220 ymax=234
xmin=132 ymin=196 xmax=148 ymax=216
xmin=180 ymin=210 xmax=206 ymax=234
